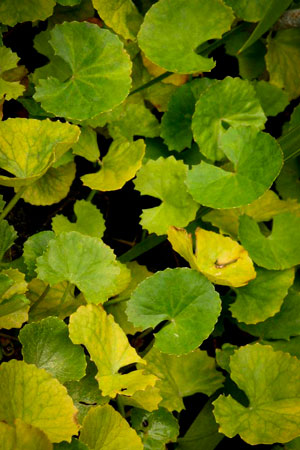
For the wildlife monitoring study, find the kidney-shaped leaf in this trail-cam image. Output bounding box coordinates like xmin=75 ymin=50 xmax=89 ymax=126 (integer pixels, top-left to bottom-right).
xmin=239 ymin=212 xmax=300 ymax=270
xmin=0 ymin=118 xmax=80 ymax=187
xmin=186 ymin=128 xmax=283 ymax=208
xmin=19 ymin=316 xmax=87 ymax=384
xmin=127 ymin=268 xmax=221 ymax=355
xmin=0 ymin=360 xmax=78 ymax=443
xmin=36 ymin=231 xmax=128 ymax=303
xmin=80 ymin=404 xmax=143 ymax=450
xmin=138 ymin=0 xmax=234 ymax=74
xmin=34 ymin=22 xmax=132 ymax=121
xmin=0 ymin=0 xmax=55 ymax=26
xmin=192 ymin=77 xmax=266 ymax=161
xmin=213 ymin=344 xmax=300 ymax=445
xmin=168 ymin=227 xmax=256 ymax=287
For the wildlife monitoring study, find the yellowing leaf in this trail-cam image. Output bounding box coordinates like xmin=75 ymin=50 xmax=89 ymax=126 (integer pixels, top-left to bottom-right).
xmin=69 ymin=304 xmax=157 ymax=397
xmin=122 ymin=385 xmax=162 ymax=412
xmin=0 ymin=360 xmax=78 ymax=443
xmin=82 ymin=139 xmax=145 ymax=191
xmin=0 ymin=269 xmax=29 ymax=329
xmin=72 ymin=127 xmax=100 ymax=162
xmin=0 ymin=46 xmax=25 ymax=102
xmin=142 ymin=54 xmax=189 ymax=86
xmin=0 ymin=419 xmax=52 ymax=450
xmin=168 ymin=227 xmax=256 ymax=287
xmin=80 ymin=404 xmax=143 ymax=449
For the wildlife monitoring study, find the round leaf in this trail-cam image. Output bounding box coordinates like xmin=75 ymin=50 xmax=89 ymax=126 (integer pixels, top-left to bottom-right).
xmin=0 ymin=419 xmax=52 ymax=450
xmin=186 ymin=128 xmax=283 ymax=208
xmin=34 ymin=22 xmax=132 ymax=121
xmin=127 ymin=268 xmax=221 ymax=355
xmin=192 ymin=77 xmax=266 ymax=161
xmin=23 ymin=231 xmax=56 ymax=280
xmin=213 ymin=344 xmax=300 ymax=445
xmin=0 ymin=360 xmax=78 ymax=443
xmin=239 ymin=212 xmax=300 ymax=270
xmin=0 ymin=0 xmax=55 ymax=26
xmin=19 ymin=316 xmax=87 ymax=383
xmin=138 ymin=0 xmax=234 ymax=74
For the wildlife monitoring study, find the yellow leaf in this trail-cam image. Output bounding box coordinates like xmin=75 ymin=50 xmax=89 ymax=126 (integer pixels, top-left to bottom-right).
xmin=122 ymin=385 xmax=162 ymax=412
xmin=0 ymin=419 xmax=52 ymax=450
xmin=168 ymin=226 xmax=256 ymax=287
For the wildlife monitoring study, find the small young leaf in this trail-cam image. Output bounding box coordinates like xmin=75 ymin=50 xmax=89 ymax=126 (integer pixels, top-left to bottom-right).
xmin=127 ymin=268 xmax=221 ymax=355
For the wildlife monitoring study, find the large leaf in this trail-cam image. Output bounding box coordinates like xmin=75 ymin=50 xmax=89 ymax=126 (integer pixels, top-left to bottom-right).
xmin=19 ymin=316 xmax=86 ymax=383
xmin=92 ymin=0 xmax=143 ymax=40
xmin=0 ymin=360 xmax=78 ymax=443
xmin=0 ymin=46 xmax=25 ymax=101
xmin=143 ymin=347 xmax=224 ymax=412
xmin=239 ymin=212 xmax=300 ymax=270
xmin=168 ymin=227 xmax=256 ymax=288
xmin=186 ymin=127 xmax=283 ymax=208
xmin=82 ymin=139 xmax=145 ymax=191
xmin=79 ymin=404 xmax=143 ymax=449
xmin=0 ymin=118 xmax=80 ymax=188
xmin=23 ymin=231 xmax=55 ymax=279
xmin=36 ymin=232 xmax=127 ymax=303
xmin=192 ymin=77 xmax=266 ymax=161
xmin=127 ymin=268 xmax=221 ymax=355
xmin=34 ymin=22 xmax=132 ymax=121
xmin=134 ymin=156 xmax=198 ymax=235
xmin=0 ymin=0 xmax=55 ymax=26
xmin=213 ymin=344 xmax=300 ymax=445
xmin=230 ymin=267 xmax=294 ymax=324
xmin=69 ymin=304 xmax=157 ymax=397
xmin=0 ymin=419 xmax=52 ymax=450
xmin=138 ymin=0 xmax=234 ymax=74
xmin=0 ymin=269 xmax=29 ymax=330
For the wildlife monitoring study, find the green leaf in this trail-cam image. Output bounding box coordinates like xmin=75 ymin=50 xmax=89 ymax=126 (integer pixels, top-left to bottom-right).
xmin=161 ymin=78 xmax=215 ymax=152
xmin=23 ymin=231 xmax=55 ymax=280
xmin=52 ymin=200 xmax=105 ymax=239
xmin=0 ymin=359 xmax=78 ymax=443
xmin=0 ymin=220 xmax=17 ymax=261
xmin=0 ymin=118 xmax=80 ymax=188
xmin=82 ymin=139 xmax=145 ymax=191
xmin=216 ymin=344 xmax=238 ymax=373
xmin=261 ymin=336 xmax=300 ymax=360
xmin=34 ymin=22 xmax=132 ymax=121
xmin=69 ymin=304 xmax=157 ymax=397
xmin=0 ymin=419 xmax=52 ymax=450
xmin=177 ymin=401 xmax=224 ymax=450
xmin=192 ymin=77 xmax=266 ymax=161
xmin=0 ymin=0 xmax=55 ymax=26
xmin=80 ymin=404 xmax=143 ymax=449
xmin=224 ymin=0 xmax=270 ymax=21
xmin=239 ymin=212 xmax=300 ymax=270
xmin=143 ymin=347 xmax=224 ymax=412
xmin=127 ymin=268 xmax=221 ymax=355
xmin=0 ymin=269 xmax=30 ymax=330
xmin=266 ymin=29 xmax=300 ymax=100
xmin=54 ymin=439 xmax=88 ymax=450
xmin=131 ymin=407 xmax=179 ymax=450
xmin=57 ymin=0 xmax=81 ymax=5
xmin=71 ymin=127 xmax=100 ymax=163
xmin=239 ymin=287 xmax=300 ymax=339
xmin=134 ymin=156 xmax=198 ymax=235
xmin=19 ymin=316 xmax=86 ymax=383
xmin=253 ymin=80 xmax=289 ymax=116
xmin=36 ymin=231 xmax=127 ymax=303
xmin=213 ymin=343 xmax=300 ymax=445
xmin=276 ymin=159 xmax=300 ymax=202
xmin=230 ymin=267 xmax=295 ymax=324
xmin=186 ymin=128 xmax=283 ymax=208
xmin=0 ymin=46 xmax=25 ymax=101
xmin=138 ymin=0 xmax=234 ymax=74
xmin=92 ymin=0 xmax=143 ymax=40
xmin=168 ymin=226 xmax=256 ymax=288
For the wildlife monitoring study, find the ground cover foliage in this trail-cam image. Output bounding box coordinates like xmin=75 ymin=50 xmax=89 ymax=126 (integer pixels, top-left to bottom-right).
xmin=1 ymin=0 xmax=300 ymax=448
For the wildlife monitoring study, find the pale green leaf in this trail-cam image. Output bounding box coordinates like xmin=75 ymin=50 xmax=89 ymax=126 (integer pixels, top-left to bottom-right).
xmin=134 ymin=156 xmax=198 ymax=235
xmin=82 ymin=139 xmax=145 ymax=191
xmin=0 ymin=360 xmax=78 ymax=443
xmin=0 ymin=46 xmax=25 ymax=101
xmin=138 ymin=0 xmax=234 ymax=74
xmin=253 ymin=80 xmax=289 ymax=116
xmin=216 ymin=344 xmax=238 ymax=373
xmin=23 ymin=231 xmax=55 ymax=280
xmin=239 ymin=212 xmax=300 ymax=270
xmin=143 ymin=347 xmax=224 ymax=412
xmin=52 ymin=200 xmax=105 ymax=239
xmin=224 ymin=0 xmax=270 ymax=21
xmin=19 ymin=316 xmax=86 ymax=383
xmin=0 ymin=0 xmax=55 ymax=26
xmin=213 ymin=344 xmax=300 ymax=445
xmin=0 ymin=419 xmax=52 ymax=450
xmin=0 ymin=118 xmax=80 ymax=188
xmin=71 ymin=127 xmax=99 ymax=163
xmin=36 ymin=232 xmax=126 ymax=303
xmin=192 ymin=77 xmax=266 ymax=161
xmin=0 ymin=220 xmax=17 ymax=261
xmin=262 ymin=337 xmax=300 ymax=360
xmin=127 ymin=268 xmax=221 ymax=355
xmin=34 ymin=22 xmax=132 ymax=121
xmin=80 ymin=404 xmax=143 ymax=449
xmin=230 ymin=267 xmax=295 ymax=324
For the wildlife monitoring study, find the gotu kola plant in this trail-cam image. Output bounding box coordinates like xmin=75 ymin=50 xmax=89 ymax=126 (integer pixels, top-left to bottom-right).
xmin=1 ymin=0 xmax=300 ymax=448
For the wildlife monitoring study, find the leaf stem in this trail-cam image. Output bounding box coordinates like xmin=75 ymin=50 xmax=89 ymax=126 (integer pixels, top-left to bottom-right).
xmin=129 ymin=72 xmax=172 ymax=96
xmin=116 ymin=395 xmax=126 ymax=417
xmin=0 ymin=186 xmax=27 ymax=224
xmin=104 ymin=296 xmax=129 ymax=307
xmin=30 ymin=284 xmax=51 ymax=314
xmin=86 ymin=189 xmax=97 ymax=202
xmin=58 ymin=281 xmax=71 ymax=314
